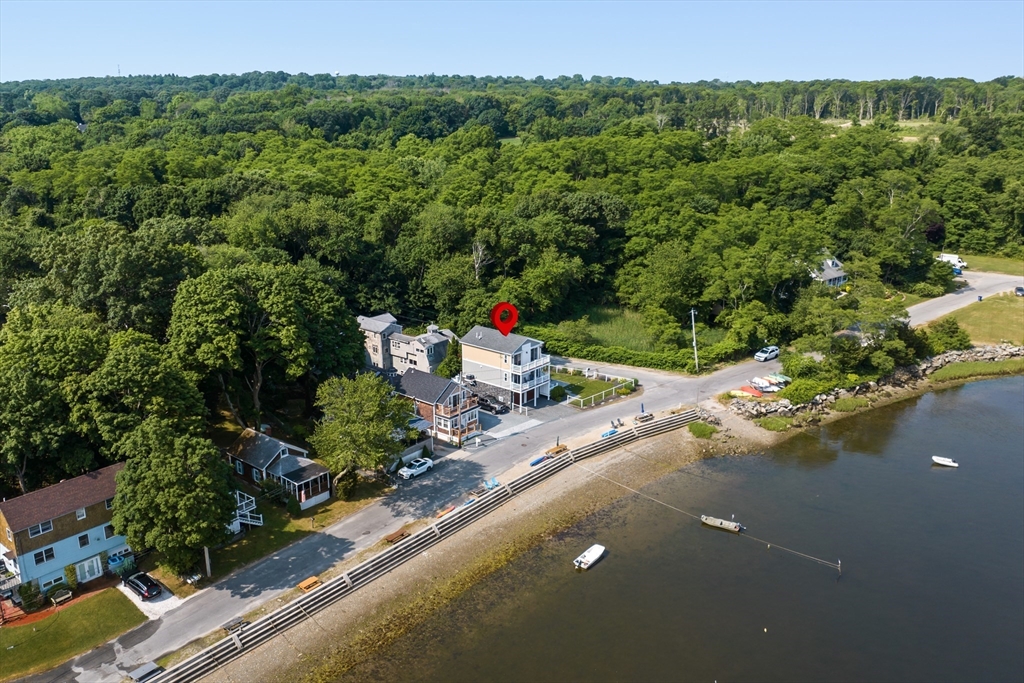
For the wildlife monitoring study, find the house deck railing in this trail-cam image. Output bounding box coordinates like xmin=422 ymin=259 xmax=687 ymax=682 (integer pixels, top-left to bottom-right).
xmin=510 ymin=355 xmax=550 ymax=374
xmin=434 ymin=397 xmax=478 ymax=418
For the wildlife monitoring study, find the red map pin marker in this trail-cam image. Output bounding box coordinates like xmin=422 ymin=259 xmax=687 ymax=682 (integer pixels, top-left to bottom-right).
xmin=490 ymin=302 xmax=519 ymax=336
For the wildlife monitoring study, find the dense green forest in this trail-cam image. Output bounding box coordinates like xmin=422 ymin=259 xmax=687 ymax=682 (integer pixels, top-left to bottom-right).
xmin=0 ymin=72 xmax=1021 ymax=552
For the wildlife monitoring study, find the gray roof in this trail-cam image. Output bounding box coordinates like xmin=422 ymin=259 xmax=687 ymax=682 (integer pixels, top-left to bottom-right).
xmin=460 ymin=326 xmax=538 ymax=355
xmin=417 ymin=330 xmax=454 ymax=346
xmin=815 ymin=258 xmax=846 ymax=282
xmin=391 ymin=368 xmax=458 ymax=404
xmin=268 ymin=455 xmax=329 ymax=484
xmin=357 ymin=313 xmax=399 ymax=334
xmin=227 ymin=429 xmax=305 ymax=471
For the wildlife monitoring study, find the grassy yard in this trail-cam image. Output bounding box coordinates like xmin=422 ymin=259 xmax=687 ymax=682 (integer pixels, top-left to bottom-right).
xmin=938 ymin=293 xmax=1024 ymax=346
xmin=930 ymin=358 xmax=1024 ymax=382
xmin=551 ymin=368 xmax=622 ymax=404
xmin=833 ymin=397 xmax=870 ymax=412
xmin=584 ymin=306 xmax=656 ymax=352
xmin=688 ymin=422 xmax=718 ymax=439
xmin=147 ymin=477 xmax=389 ymax=596
xmin=959 ymin=254 xmax=1024 ymax=277
xmin=0 ymin=588 xmax=146 ymax=682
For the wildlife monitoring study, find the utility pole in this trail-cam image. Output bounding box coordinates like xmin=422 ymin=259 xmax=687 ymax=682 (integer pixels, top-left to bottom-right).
xmin=690 ymin=308 xmax=699 ymax=372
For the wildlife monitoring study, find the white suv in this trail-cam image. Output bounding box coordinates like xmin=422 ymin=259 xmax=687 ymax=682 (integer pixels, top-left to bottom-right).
xmin=754 ymin=346 xmax=780 ymax=362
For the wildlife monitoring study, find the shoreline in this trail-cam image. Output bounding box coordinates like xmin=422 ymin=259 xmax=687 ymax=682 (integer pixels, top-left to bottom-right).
xmin=197 ymin=371 xmax=1020 ymax=683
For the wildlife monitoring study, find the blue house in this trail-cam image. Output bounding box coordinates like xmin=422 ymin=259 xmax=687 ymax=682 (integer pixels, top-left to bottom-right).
xmin=0 ymin=464 xmax=131 ymax=592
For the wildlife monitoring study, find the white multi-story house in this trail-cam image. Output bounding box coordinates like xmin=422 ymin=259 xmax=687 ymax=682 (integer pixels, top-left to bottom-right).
xmin=812 ymin=257 xmax=848 ymax=288
xmin=357 ymin=313 xmax=455 ymax=375
xmin=460 ymin=325 xmax=550 ymax=407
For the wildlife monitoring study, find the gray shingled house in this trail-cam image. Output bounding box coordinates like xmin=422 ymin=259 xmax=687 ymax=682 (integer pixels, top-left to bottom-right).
xmin=391 ymin=369 xmax=480 ymax=445
xmin=226 ymin=429 xmax=331 ymax=510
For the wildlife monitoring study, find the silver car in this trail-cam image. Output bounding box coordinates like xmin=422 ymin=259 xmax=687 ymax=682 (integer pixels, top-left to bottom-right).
xmin=398 ymin=457 xmax=434 ymax=480
xmin=754 ymin=345 xmax=780 ymax=362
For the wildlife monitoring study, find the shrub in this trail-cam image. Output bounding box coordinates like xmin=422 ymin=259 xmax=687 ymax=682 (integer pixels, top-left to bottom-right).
xmin=260 ymin=478 xmax=288 ymax=505
xmin=549 ymin=385 xmax=567 ymax=402
xmin=615 ymin=385 xmax=633 ymax=396
xmin=911 ymin=282 xmax=945 ymax=298
xmin=926 ymin=317 xmax=973 ymax=354
xmin=285 ymin=496 xmax=301 ymax=517
xmin=688 ymin=422 xmax=718 ymax=439
xmin=833 ymin=397 xmax=869 ymax=412
xmin=64 ymin=564 xmax=79 ymax=591
xmin=755 ymin=416 xmax=793 ymax=432
xmin=18 ymin=582 xmax=41 ymax=610
xmin=778 ymin=378 xmax=832 ymax=404
xmin=336 ymin=469 xmax=359 ymax=500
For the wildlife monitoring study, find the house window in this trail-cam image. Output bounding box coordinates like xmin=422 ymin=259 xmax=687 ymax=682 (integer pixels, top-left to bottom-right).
xmin=372 ymin=345 xmax=379 ymax=354
xmin=104 ymin=525 xmax=115 ymax=539
xmin=504 ymin=373 xmax=508 ymax=381
xmin=78 ymin=534 xmax=90 ymax=548
xmin=41 ymin=576 xmax=64 ymax=590
xmin=105 ymin=498 xmax=114 ymax=510
xmin=531 ymin=347 xmax=539 ymax=361
xmin=513 ymin=354 xmax=521 ymax=365
xmin=76 ymin=508 xmax=86 ymax=521
xmin=512 ymin=374 xmax=521 ymax=385
xmin=252 ymin=469 xmax=263 ymax=482
xmin=33 ymin=547 xmax=55 ymax=565
xmin=392 ymin=341 xmax=400 ymax=349
xmin=28 ymin=520 xmax=53 ymax=538
xmin=235 ymin=459 xmax=244 ymax=475
xmin=426 ymin=346 xmax=434 ymax=356
xmin=5 ymin=528 xmax=11 ymax=541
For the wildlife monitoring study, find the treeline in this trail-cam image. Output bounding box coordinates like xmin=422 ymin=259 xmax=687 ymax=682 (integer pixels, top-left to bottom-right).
xmin=0 ymin=73 xmax=1022 ymax=500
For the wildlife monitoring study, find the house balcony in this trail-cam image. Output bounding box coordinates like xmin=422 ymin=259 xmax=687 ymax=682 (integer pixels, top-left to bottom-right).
xmin=509 ymin=375 xmax=549 ymax=392
xmin=435 ymin=397 xmax=478 ymax=418
xmin=511 ymin=355 xmax=550 ymax=374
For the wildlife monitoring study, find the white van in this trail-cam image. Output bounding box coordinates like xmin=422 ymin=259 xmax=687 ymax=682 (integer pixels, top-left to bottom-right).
xmin=937 ymin=253 xmax=967 ymax=269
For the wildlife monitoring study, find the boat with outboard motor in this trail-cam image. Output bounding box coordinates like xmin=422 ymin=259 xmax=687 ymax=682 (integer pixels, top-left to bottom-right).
xmin=700 ymin=515 xmax=745 ymax=533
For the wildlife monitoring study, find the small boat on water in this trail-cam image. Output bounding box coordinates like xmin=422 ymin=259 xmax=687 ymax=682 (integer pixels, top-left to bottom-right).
xmin=701 ymin=515 xmax=746 ymax=533
xmin=932 ymin=456 xmax=959 ymax=468
xmin=573 ymin=544 xmax=606 ymax=570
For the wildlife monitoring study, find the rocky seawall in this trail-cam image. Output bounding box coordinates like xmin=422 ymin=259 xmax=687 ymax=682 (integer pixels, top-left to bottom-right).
xmin=728 ymin=344 xmax=1024 ymax=420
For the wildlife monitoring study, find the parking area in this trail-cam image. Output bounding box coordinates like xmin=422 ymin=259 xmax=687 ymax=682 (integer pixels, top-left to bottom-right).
xmin=116 ymin=581 xmax=186 ymax=620
xmin=476 ymin=398 xmax=575 ymax=439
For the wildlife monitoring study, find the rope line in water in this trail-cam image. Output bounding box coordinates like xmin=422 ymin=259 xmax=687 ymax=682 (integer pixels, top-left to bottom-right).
xmin=572 ymin=462 xmax=841 ymax=572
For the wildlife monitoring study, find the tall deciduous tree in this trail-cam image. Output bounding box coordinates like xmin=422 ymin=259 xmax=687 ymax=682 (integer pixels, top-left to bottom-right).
xmin=112 ymin=418 xmax=236 ymax=574
xmin=0 ymin=304 xmax=106 ymax=492
xmin=310 ymin=373 xmax=414 ymax=485
xmin=168 ymin=262 xmax=363 ymax=426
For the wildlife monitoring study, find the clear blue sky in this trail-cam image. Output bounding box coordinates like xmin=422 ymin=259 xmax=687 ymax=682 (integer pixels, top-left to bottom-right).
xmin=1 ymin=0 xmax=1021 ymax=83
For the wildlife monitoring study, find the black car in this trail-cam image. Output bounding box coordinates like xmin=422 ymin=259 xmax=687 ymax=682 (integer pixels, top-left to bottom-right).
xmin=125 ymin=572 xmax=163 ymax=600
xmin=478 ymin=401 xmax=499 ymax=415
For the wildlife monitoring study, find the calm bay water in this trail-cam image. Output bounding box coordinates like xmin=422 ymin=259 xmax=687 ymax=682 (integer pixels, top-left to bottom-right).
xmin=342 ymin=378 xmax=1024 ymax=683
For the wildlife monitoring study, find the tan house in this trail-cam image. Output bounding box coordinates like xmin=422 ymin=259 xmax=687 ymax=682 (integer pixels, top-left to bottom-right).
xmin=357 ymin=313 xmax=455 ymax=375
xmin=391 ymin=369 xmax=480 ymax=445
xmin=460 ymin=326 xmax=550 ymax=407
xmin=0 ymin=464 xmax=130 ymax=592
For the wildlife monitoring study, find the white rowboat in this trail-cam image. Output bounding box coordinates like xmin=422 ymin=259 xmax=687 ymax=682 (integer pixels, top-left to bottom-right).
xmin=932 ymin=456 xmax=959 ymax=468
xmin=573 ymin=544 xmax=606 ymax=570
xmin=701 ymin=515 xmax=745 ymax=533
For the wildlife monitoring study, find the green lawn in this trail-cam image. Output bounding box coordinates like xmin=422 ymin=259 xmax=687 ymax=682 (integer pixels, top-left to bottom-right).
xmin=551 ymin=368 xmax=622 ymax=405
xmin=584 ymin=306 xmax=656 ymax=352
xmin=957 ymin=254 xmax=1024 ymax=277
xmin=146 ymin=478 xmax=388 ymax=596
xmin=0 ymin=588 xmax=146 ymax=682
xmin=937 ymin=293 xmax=1024 ymax=346
xmin=755 ymin=416 xmax=793 ymax=432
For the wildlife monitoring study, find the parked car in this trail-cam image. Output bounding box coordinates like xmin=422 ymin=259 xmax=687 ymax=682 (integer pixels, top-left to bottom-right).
xmin=486 ymin=397 xmax=510 ymax=414
xmin=754 ymin=346 xmax=780 ymax=362
xmin=1015 ymin=286 xmax=1024 ymax=297
xmin=398 ymin=457 xmax=434 ymax=479
xmin=478 ymin=401 xmax=498 ymax=415
xmin=125 ymin=572 xmax=162 ymax=600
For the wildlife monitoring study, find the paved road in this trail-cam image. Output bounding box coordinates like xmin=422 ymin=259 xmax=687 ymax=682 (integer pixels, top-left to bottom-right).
xmin=45 ymin=272 xmax=1022 ymax=681
xmin=42 ymin=354 xmax=778 ymax=683
xmin=907 ymin=270 xmax=1024 ymax=327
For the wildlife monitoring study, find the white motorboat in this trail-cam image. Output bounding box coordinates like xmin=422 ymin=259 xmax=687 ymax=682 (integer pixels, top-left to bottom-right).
xmin=932 ymin=456 xmax=959 ymax=468
xmin=701 ymin=515 xmax=745 ymax=533
xmin=573 ymin=544 xmax=606 ymax=570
